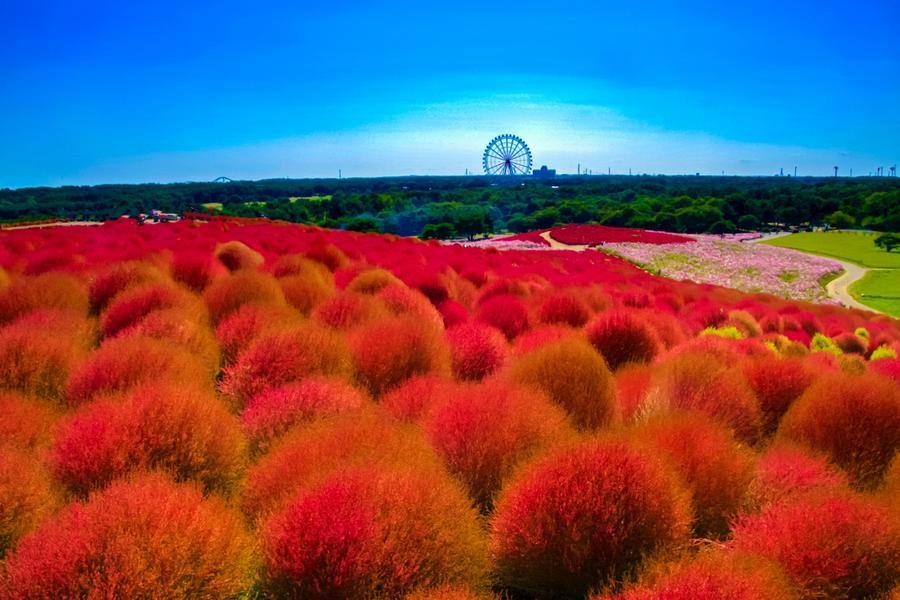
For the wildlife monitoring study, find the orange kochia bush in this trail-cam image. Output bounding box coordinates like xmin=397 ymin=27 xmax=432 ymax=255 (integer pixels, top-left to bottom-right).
xmin=50 ymin=384 xmax=245 ymax=496
xmin=490 ymin=437 xmax=691 ymax=597
xmin=2 ymin=473 xmax=257 ymax=598
xmin=0 ymin=447 xmax=59 ymax=557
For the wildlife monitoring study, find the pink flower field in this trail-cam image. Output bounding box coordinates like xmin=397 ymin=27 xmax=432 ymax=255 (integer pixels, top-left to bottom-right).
xmin=602 ymin=235 xmax=843 ymax=304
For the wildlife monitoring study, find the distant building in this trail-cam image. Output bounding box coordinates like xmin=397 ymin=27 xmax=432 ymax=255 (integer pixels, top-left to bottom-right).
xmin=533 ymin=165 xmax=556 ymax=178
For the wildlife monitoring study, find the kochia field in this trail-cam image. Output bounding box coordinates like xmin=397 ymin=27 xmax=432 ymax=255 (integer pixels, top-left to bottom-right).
xmin=0 ymin=218 xmax=898 ymax=599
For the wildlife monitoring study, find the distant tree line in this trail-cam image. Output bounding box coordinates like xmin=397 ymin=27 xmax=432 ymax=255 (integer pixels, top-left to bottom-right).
xmin=2 ymin=175 xmax=898 ymax=238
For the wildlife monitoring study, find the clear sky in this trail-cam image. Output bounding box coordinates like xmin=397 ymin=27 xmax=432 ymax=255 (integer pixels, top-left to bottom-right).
xmin=2 ymin=0 xmax=898 ymax=188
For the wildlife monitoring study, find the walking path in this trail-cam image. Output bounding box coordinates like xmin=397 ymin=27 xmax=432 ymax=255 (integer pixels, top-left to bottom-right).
xmin=750 ymin=232 xmax=882 ymax=314
xmin=539 ymin=231 xmax=589 ymax=251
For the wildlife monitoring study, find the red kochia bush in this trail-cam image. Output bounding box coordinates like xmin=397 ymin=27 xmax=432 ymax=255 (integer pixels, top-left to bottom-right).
xmin=645 ymin=352 xmax=762 ymax=445
xmin=203 ymin=269 xmax=287 ymax=324
xmin=476 ymin=294 xmax=530 ymax=340
xmin=630 ymin=413 xmax=756 ymax=538
xmin=65 ymin=335 xmax=211 ymax=406
xmin=538 ymin=292 xmax=590 ymax=327
xmin=0 ymin=315 xmax=90 ymax=403
xmin=99 ymin=281 xmax=200 ymax=338
xmin=422 ymin=381 xmax=573 ymax=506
xmin=88 ymin=260 xmax=167 ymax=313
xmin=262 ymin=466 xmax=488 ymax=599
xmin=2 ymin=473 xmax=257 ymax=598
xmin=118 ymin=307 xmax=220 ymax=376
xmin=0 ymin=392 xmax=58 ymax=449
xmin=871 ymin=357 xmax=900 ymax=384
xmin=615 ymin=364 xmax=653 ymax=422
xmin=241 ymin=377 xmax=369 ymax=454
xmin=0 ymin=272 xmax=89 ymax=324
xmin=221 ymin=323 xmax=353 ymax=408
xmin=170 ymin=249 xmax=227 ymax=291
xmin=509 ymin=337 xmax=617 ymax=430
xmin=594 ymin=552 xmax=798 ymax=600
xmin=490 ymin=437 xmax=691 ymax=597
xmin=51 ymin=384 xmax=245 ymax=496
xmin=586 ymin=309 xmax=662 ymax=370
xmin=243 ymin=411 xmax=445 ymax=519
xmin=777 ymin=372 xmax=900 ymax=489
xmin=215 ymin=302 xmax=301 ymax=364
xmin=446 ymin=322 xmax=508 ymax=381
xmin=350 ymin=316 xmax=451 ymax=397
xmin=741 ymin=356 xmax=816 ymax=436
xmin=214 ymin=239 xmax=264 ymax=271
xmin=730 ymin=492 xmax=900 ymax=598
xmin=381 ymin=375 xmax=461 ymax=422
xmin=312 ymin=290 xmax=386 ymax=330
xmin=744 ymin=445 xmax=849 ymax=512
xmin=0 ymin=447 xmax=59 ymax=557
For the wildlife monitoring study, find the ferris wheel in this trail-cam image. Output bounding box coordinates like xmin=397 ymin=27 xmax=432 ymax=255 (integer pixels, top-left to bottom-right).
xmin=483 ymin=134 xmax=533 ymax=176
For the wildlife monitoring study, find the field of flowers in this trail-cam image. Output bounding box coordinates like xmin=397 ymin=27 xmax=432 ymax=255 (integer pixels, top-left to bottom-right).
xmin=603 ymin=234 xmax=844 ymax=304
xmin=0 ymin=217 xmax=898 ymax=599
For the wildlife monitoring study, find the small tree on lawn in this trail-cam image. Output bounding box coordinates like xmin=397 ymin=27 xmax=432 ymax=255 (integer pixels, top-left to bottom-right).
xmin=825 ymin=210 xmax=855 ymax=230
xmin=874 ymin=232 xmax=900 ymax=252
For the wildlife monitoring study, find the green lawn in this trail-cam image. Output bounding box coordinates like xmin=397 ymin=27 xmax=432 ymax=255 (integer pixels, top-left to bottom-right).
xmin=850 ymin=270 xmax=900 ymax=317
xmin=763 ymin=231 xmax=900 ymax=268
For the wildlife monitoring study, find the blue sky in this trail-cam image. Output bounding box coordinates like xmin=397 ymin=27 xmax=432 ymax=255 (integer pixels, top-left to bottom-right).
xmin=1 ymin=0 xmax=898 ymax=188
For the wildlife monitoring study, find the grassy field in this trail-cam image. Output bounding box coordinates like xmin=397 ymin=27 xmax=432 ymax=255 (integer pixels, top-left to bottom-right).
xmin=849 ymin=269 xmax=900 ymax=316
xmin=763 ymin=231 xmax=899 ymax=317
xmin=763 ymin=231 xmax=900 ymax=268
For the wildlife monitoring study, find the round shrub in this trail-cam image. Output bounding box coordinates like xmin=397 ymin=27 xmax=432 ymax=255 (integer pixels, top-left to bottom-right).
xmin=731 ymin=492 xmax=900 ymax=598
xmin=630 ymin=413 xmax=755 ymax=538
xmin=65 ymin=335 xmax=211 ymax=406
xmin=615 ymin=364 xmax=653 ymax=422
xmin=346 ymin=268 xmax=403 ymax=294
xmin=476 ymin=294 xmax=530 ymax=340
xmin=51 ymin=384 xmax=246 ymax=496
xmin=214 ymin=239 xmax=264 ymax=271
xmin=0 ymin=392 xmax=58 ymax=449
xmin=243 ymin=411 xmax=444 ymax=519
xmin=586 ymin=309 xmax=662 ymax=370
xmin=871 ymin=357 xmax=900 ymax=384
xmin=99 ymin=281 xmax=200 ymax=338
xmin=215 ymin=302 xmax=301 ymax=365
xmin=744 ymin=445 xmax=849 ymax=512
xmin=510 ymin=324 xmax=581 ymax=355
xmin=0 ymin=447 xmax=59 ymax=557
xmin=645 ymin=352 xmax=762 ymax=445
xmin=203 ymin=269 xmax=287 ymax=324
xmin=509 ymin=337 xmax=617 ymax=430
xmin=490 ymin=437 xmax=691 ymax=597
xmin=2 ymin=473 xmax=257 ymax=598
xmin=446 ymin=322 xmax=508 ymax=381
xmin=312 ymin=290 xmax=386 ymax=330
xmin=118 ymin=307 xmax=220 ymax=376
xmin=220 ymin=323 xmax=352 ymax=408
xmin=741 ymin=356 xmax=816 ymax=436
xmin=377 ymin=284 xmax=445 ymax=330
xmin=381 ymin=375 xmax=461 ymax=422
xmin=776 ymin=372 xmax=900 ymax=489
xmin=88 ymin=260 xmax=167 ymax=313
xmin=261 ymin=466 xmax=488 ymax=599
xmin=304 ymin=241 xmax=349 ymax=272
xmin=422 ymin=381 xmax=573 ymax=507
xmin=538 ymin=292 xmax=590 ymax=327
xmin=170 ymin=249 xmax=227 ymax=291
xmin=0 ymin=272 xmax=89 ymax=325
xmin=350 ymin=316 xmax=451 ymax=397
xmin=595 ymin=551 xmax=798 ymax=600
xmin=0 ymin=317 xmax=89 ymax=403
xmin=241 ymin=377 xmax=369 ymax=454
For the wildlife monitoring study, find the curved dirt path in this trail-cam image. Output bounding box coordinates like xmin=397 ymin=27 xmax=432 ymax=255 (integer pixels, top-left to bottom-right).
xmin=749 ymin=233 xmax=881 ymax=314
xmin=539 ymin=230 xmax=589 ymax=251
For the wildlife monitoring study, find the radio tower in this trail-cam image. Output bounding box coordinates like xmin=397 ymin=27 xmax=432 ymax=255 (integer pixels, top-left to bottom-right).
xmin=833 ymin=166 xmax=839 ymax=177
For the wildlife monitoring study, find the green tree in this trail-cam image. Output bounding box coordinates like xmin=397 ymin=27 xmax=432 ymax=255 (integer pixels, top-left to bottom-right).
xmin=421 ymin=222 xmax=457 ymax=239
xmin=737 ymin=214 xmax=761 ymax=230
xmin=825 ymin=210 xmax=855 ymax=229
xmin=874 ymin=232 xmax=900 ymax=253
